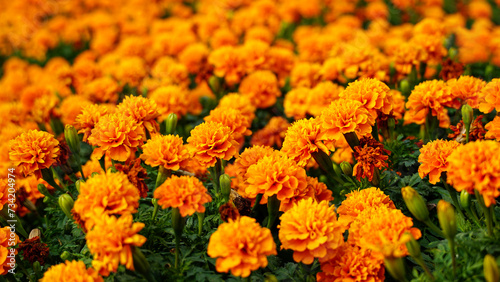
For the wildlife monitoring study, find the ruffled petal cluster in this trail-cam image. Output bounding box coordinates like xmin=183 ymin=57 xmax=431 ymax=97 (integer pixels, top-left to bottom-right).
xmin=0 ymin=226 xmax=19 ymax=275
xmin=116 ymin=96 xmax=160 ymax=136
xmin=140 ymin=134 xmax=190 ymax=171
xmin=485 ymin=116 xmax=500 ymax=141
xmin=74 ymin=104 xmax=111 ymax=142
xmin=478 ymin=79 xmax=500 ymax=113
xmin=339 ymin=78 xmax=392 ymax=119
xmin=418 ymin=139 xmax=461 ymax=184
xmin=40 ymin=260 xmax=103 ymax=282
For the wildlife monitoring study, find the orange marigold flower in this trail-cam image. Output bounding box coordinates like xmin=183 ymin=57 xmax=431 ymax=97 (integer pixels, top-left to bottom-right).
xmin=308 ymin=81 xmax=344 ymax=117
xmin=251 ymin=116 xmax=290 ymax=148
xmin=9 ymin=130 xmax=59 ymax=178
xmin=178 ymin=43 xmax=210 ymax=74
xmin=208 ymin=46 xmax=245 ymax=87
xmin=31 ymin=94 xmax=59 ymax=124
xmin=348 ymin=206 xmax=421 ymax=258
xmin=317 ymin=242 xmax=385 ymax=282
xmin=446 ymin=140 xmax=500 ymax=207
xmin=117 ymin=96 xmax=160 ymax=137
xmin=391 ymin=90 xmax=406 ymax=120
xmin=318 ymin=99 xmax=375 ymax=142
xmin=207 ymin=216 xmax=277 ymax=278
xmin=233 ymin=145 xmax=278 ymax=195
xmin=218 ymin=93 xmax=256 ymax=124
xmin=244 ymin=153 xmax=307 ymax=201
xmin=73 ymin=171 xmax=140 ymax=230
xmin=284 ymin=87 xmax=309 ymax=120
xmin=40 ymin=260 xmax=103 ymax=282
xmin=352 ymin=137 xmax=391 ymax=182
xmin=87 ymin=113 xmax=144 ymax=162
xmin=290 ymin=62 xmax=322 ymax=88
xmin=485 ymin=116 xmax=500 ymax=141
xmin=404 ymin=80 xmax=457 ymax=128
xmin=81 ymin=76 xmax=121 ymax=103
xmin=204 ymin=108 xmax=252 ymax=144
xmin=149 ymin=85 xmax=190 ymax=121
xmin=0 ymin=226 xmax=19 ymax=275
xmin=74 ymin=104 xmax=111 ymax=142
xmin=279 ymin=198 xmax=346 ymax=264
xmin=478 ymin=78 xmax=500 ymax=113
xmin=186 ymin=122 xmax=239 ymax=168
xmin=140 ymin=134 xmax=189 ymax=171
xmin=280 ymin=176 xmax=334 ymax=212
xmin=447 ymin=75 xmax=486 ymax=108
xmin=87 ymin=214 xmax=146 ymax=277
xmin=281 ymin=118 xmax=335 ymax=167
xmin=448 ymin=115 xmax=487 ymax=143
xmin=418 ymin=139 xmax=461 ymax=184
xmin=239 ymin=70 xmax=281 ymax=109
xmin=154 ymin=175 xmax=212 ymax=217
xmin=337 ymin=187 xmax=396 ymax=227
xmin=0 ymin=179 xmax=10 ymax=211
xmin=340 ymin=78 xmax=392 ymax=119
xmin=60 ymin=95 xmax=94 ymax=127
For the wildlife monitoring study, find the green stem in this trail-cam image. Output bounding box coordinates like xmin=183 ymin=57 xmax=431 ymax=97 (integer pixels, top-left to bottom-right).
xmin=51 ymin=167 xmax=68 ymax=191
xmin=171 ymin=208 xmax=185 ymax=270
xmin=197 ymin=212 xmax=205 ymax=236
xmin=151 ymin=199 xmax=159 ymax=221
xmin=155 ymin=166 xmax=171 ymax=189
xmin=372 ymin=123 xmax=380 ymax=142
xmin=465 ymin=125 xmax=470 ymax=144
xmin=251 ymin=194 xmax=263 ymax=214
xmin=475 ymin=190 xmax=493 ymax=237
xmin=464 ymin=206 xmax=482 ymax=228
xmin=424 ymin=219 xmax=445 ymax=237
xmin=442 ymin=179 xmax=466 ymax=221
xmin=41 ymin=168 xmax=64 ymax=192
xmin=266 ymin=195 xmax=280 ymax=229
xmin=175 ymin=234 xmax=180 ymax=269
xmin=416 ymin=257 xmax=435 ymax=281
xmin=449 ymin=239 xmax=456 ymax=279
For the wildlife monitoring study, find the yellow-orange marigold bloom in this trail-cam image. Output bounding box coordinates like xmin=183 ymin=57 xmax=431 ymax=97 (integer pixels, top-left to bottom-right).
xmin=140 ymin=134 xmax=189 ymax=171
xmin=60 ymin=95 xmax=94 ymax=127
xmin=186 ymin=122 xmax=239 ymax=168
xmin=0 ymin=179 xmax=10 ymax=211
xmin=239 ymin=70 xmax=281 ymax=109
xmin=340 ymin=78 xmax=392 ymax=119
xmin=485 ymin=116 xmax=500 ymax=141
xmin=290 ymin=62 xmax=322 ymax=88
xmin=245 ymin=153 xmax=307 ymax=201
xmin=208 ymin=46 xmax=245 ymax=87
xmin=9 ymin=130 xmax=59 ymax=178
xmin=447 ymin=75 xmax=486 ymax=108
xmin=117 ymin=96 xmax=160 ymax=137
xmin=81 ymin=76 xmax=121 ymax=103
xmin=284 ymin=87 xmax=309 ymax=120
xmin=317 ymin=242 xmax=385 ymax=282
xmin=337 ymin=187 xmax=396 ymax=227
xmin=40 ymin=260 xmax=103 ymax=282
xmin=87 ymin=214 xmax=146 ymax=277
xmin=478 ymin=79 xmax=500 ymax=113
xmin=391 ymin=90 xmax=406 ymax=120
xmin=0 ymin=226 xmax=19 ymax=275
xmin=74 ymin=104 xmax=111 ymax=142
xmin=308 ymin=81 xmax=344 ymax=117
xmin=352 ymin=137 xmax=391 ymax=182
xmin=418 ymin=139 xmax=461 ymax=184
xmin=149 ymin=85 xmax=190 ymax=121
xmin=207 ymin=216 xmax=277 ymax=278
xmin=281 ymin=118 xmax=335 ymax=167
xmin=154 ymin=175 xmax=212 ymax=217
xmin=404 ymin=80 xmax=456 ymax=128
xmin=87 ymin=113 xmax=144 ymax=162
xmin=279 ymin=198 xmax=346 ymax=264
xmin=280 ymin=176 xmax=334 ymax=212
xmin=73 ymin=171 xmax=140 ymax=230
xmin=250 ymin=116 xmax=290 ymax=148
xmin=178 ymin=43 xmax=210 ymax=74
xmin=446 ymin=140 xmax=500 ymax=207
xmin=218 ymin=93 xmax=256 ymax=124
xmin=204 ymin=108 xmax=252 ymax=139
xmin=348 ymin=206 xmax=421 ymax=258
xmin=319 ymin=99 xmax=375 ymax=142
xmin=233 ymin=146 xmax=278 ymax=197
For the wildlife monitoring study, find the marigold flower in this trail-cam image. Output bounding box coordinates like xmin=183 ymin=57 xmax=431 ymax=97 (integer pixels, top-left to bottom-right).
xmin=284 ymin=87 xmax=309 ymax=120
xmin=449 ymin=115 xmax=487 ymax=143
xmin=186 ymin=122 xmax=239 ymax=168
xmin=154 ymin=175 xmax=212 ymax=217
xmin=281 ymin=118 xmax=334 ymax=167
xmin=87 ymin=214 xmax=146 ymax=276
xmin=279 ymin=198 xmax=346 ymax=264
xmin=290 ymin=62 xmax=322 ymax=88
xmin=112 ymin=56 xmax=147 ymax=87
xmin=208 ymin=46 xmax=245 ymax=86
xmin=245 ymin=153 xmax=307 ymax=201
xmin=74 ymin=104 xmax=111 ymax=142
xmin=317 ymin=243 xmax=385 ymax=282
xmin=9 ymin=130 xmax=59 ymax=178
xmin=404 ymin=80 xmax=457 ymax=128
xmin=308 ymin=81 xmax=344 ymax=117
xmin=149 ymin=85 xmax=190 ymax=121
xmin=340 ymin=78 xmax=392 ymax=119
xmin=81 ymin=76 xmax=121 ymax=103
xmin=40 ymin=260 xmax=103 ymax=282
xmin=337 ymin=187 xmax=396 ymax=227
xmin=0 ymin=179 xmax=10 ymax=211
xmin=218 ymin=93 xmax=256 ymax=124
xmin=485 ymin=116 xmax=500 ymax=141
xmin=150 ymin=56 xmax=190 ymax=88
xmin=114 ymin=159 xmax=149 ymax=199
xmin=418 ymin=139 xmax=461 ymax=184
xmin=73 ymin=171 xmax=140 ymax=230
xmin=391 ymin=90 xmax=406 ymax=120
xmin=318 ymin=99 xmax=375 ymax=142
xmin=0 ymin=226 xmax=19 ymax=275
xmin=233 ymin=145 xmax=278 ymax=196
xmin=204 ymin=108 xmax=252 ymax=143
xmin=18 ymin=236 xmax=49 ymax=265
xmin=31 ymin=94 xmax=59 ymax=124
xmin=348 ymin=206 xmax=422 ymax=258
xmin=446 ymin=140 xmax=500 ymax=207
xmin=447 ymin=75 xmax=486 ymax=108
xmin=280 ymin=176 xmax=334 ymax=212
xmin=178 ymin=43 xmax=210 ymax=74
xmin=239 ymin=70 xmax=281 ymax=109
xmin=140 ymin=134 xmax=189 ymax=171
xmin=250 ymin=117 xmax=290 ymax=148
xmin=207 ymin=216 xmax=277 ymax=278
xmin=352 ymin=137 xmax=391 ymax=182
xmin=87 ymin=113 xmax=144 ymax=162
xmin=478 ymin=79 xmax=500 ymax=113
xmin=116 ymin=96 xmax=160 ymax=137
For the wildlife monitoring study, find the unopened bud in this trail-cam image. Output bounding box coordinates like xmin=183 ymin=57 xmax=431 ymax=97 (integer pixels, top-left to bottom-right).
xmin=384 ymin=257 xmax=407 ymax=282
xmin=64 ymin=125 xmax=80 ymax=154
xmin=33 ymin=261 xmax=41 ymax=274
xmin=58 ymin=194 xmax=74 ymax=220
xmin=460 ymin=190 xmax=471 ymax=209
xmin=208 ymin=75 xmax=221 ymax=94
xmin=405 ymin=233 xmax=421 ymax=258
xmin=484 ymin=254 xmax=500 ymax=282
xmin=340 ymin=161 xmax=353 ymax=176
xmin=437 ymin=200 xmax=457 ymax=239
xmin=388 ymin=117 xmax=396 ymax=129
xmin=265 ymin=274 xmax=279 ymax=282
xmin=60 ymin=251 xmax=71 ymax=261
xmin=400 ymin=79 xmax=410 ymax=95
xmin=402 ymin=186 xmax=429 ymax=222
xmin=220 ymin=174 xmax=231 ymax=202
xmin=75 ymin=179 xmax=83 ymax=193
xmin=449 ymin=47 xmax=458 ymax=61
xmin=38 ymin=184 xmax=56 ymax=199
xmin=165 ymin=113 xmax=178 ymax=135
xmin=461 ymin=104 xmax=473 ymax=127
xmin=132 ymin=246 xmax=152 ymax=278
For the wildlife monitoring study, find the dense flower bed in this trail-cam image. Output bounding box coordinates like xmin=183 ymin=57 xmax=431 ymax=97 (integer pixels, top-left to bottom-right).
xmin=1 ymin=0 xmax=500 ymax=281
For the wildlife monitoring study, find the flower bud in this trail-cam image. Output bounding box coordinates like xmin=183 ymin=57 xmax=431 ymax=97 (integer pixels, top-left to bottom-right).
xmin=208 ymin=75 xmax=221 ymax=94
xmin=58 ymin=194 xmax=74 ymax=219
xmin=484 ymin=254 xmax=499 ymax=282
xmin=400 ymin=79 xmax=410 ymax=95
xmin=340 ymin=161 xmax=353 ymax=176
xmin=33 ymin=261 xmax=41 ymax=274
xmin=461 ymin=104 xmax=473 ymax=128
xmin=448 ymin=47 xmax=458 ymax=61
xmin=384 ymin=257 xmax=406 ymax=282
xmin=220 ymin=174 xmax=232 ymax=202
xmin=460 ymin=190 xmax=471 ymax=209
xmin=171 ymin=207 xmax=186 ymax=239
xmin=401 ymin=186 xmax=429 ymax=222
xmin=38 ymin=184 xmax=56 ymax=199
xmin=332 ymin=162 xmax=342 ymax=178
xmin=132 ymin=246 xmax=152 ymax=278
xmin=265 ymin=274 xmax=279 ymax=282
xmin=60 ymin=251 xmax=71 ymax=261
xmin=64 ymin=125 xmax=80 ymax=154
xmin=405 ymin=233 xmax=421 ymax=258
xmin=75 ymin=179 xmax=83 ymax=193
xmin=165 ymin=113 xmax=178 ymax=135
xmin=388 ymin=118 xmax=396 ymax=129
xmin=437 ymin=200 xmax=457 ymax=239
